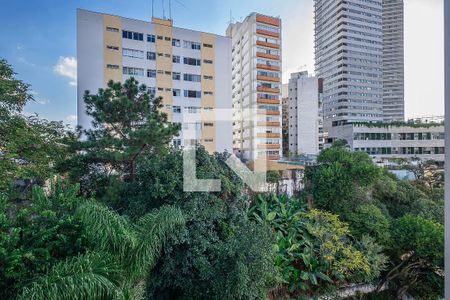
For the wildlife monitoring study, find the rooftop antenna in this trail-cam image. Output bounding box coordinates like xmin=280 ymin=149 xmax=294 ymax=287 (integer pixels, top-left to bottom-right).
xmin=169 ymin=0 xmax=172 ymax=20
xmin=162 ymin=0 xmax=166 ymax=19
xmin=152 ymin=0 xmax=154 ymax=18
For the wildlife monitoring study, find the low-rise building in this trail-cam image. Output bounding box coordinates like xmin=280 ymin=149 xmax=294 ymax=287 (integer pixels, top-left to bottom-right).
xmin=326 ymin=123 xmax=445 ymax=162
xmin=287 ymin=71 xmax=323 ymax=156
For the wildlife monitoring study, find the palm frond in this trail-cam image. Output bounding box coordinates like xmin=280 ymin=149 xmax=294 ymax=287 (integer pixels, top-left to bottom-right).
xmin=18 ymin=252 xmax=122 ymax=300
xmin=77 ymin=201 xmax=137 ymax=261
xmin=130 ymin=206 xmax=185 ymax=278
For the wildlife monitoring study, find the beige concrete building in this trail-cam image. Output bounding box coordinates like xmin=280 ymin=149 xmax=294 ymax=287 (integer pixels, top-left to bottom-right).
xmin=77 ymin=9 xmax=232 ymax=153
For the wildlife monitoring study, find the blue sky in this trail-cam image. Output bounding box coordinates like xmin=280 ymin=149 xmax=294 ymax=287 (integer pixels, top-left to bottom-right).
xmin=0 ymin=0 xmax=444 ymax=127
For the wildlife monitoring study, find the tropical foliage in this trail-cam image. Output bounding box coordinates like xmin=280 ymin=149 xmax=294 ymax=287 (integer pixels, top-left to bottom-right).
xmin=0 ymin=59 xmax=444 ymax=299
xmin=249 ymin=194 xmax=386 ymax=298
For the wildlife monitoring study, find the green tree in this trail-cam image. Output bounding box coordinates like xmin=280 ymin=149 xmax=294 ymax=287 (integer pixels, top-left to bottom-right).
xmin=346 ymin=204 xmax=390 ymax=245
xmin=147 ymin=194 xmax=277 ymax=300
xmin=0 ymin=59 xmax=71 ymax=191
xmin=249 ymin=194 xmax=375 ymax=298
xmin=0 ymin=180 xmax=89 ymax=299
xmin=306 ymin=144 xmax=380 ymax=214
xmin=19 ymin=200 xmax=185 ymax=299
xmin=63 ymin=78 xmax=180 ymax=191
xmin=106 ymin=146 xmax=243 ymax=218
xmin=0 ymin=58 xmax=32 ymax=117
xmin=374 ymin=174 xmax=444 ymax=224
xmin=380 ymin=215 xmax=444 ymax=299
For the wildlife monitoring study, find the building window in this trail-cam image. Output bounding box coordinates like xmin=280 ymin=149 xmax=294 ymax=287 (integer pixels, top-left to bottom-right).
xmin=123 ymin=66 xmax=144 ymax=76
xmin=106 ymin=26 xmax=119 ymax=32
xmin=106 ymin=64 xmax=119 ymax=69
xmin=148 ymin=87 xmax=156 ymax=95
xmin=157 ymin=35 xmax=163 ymax=40
xmin=172 ymin=38 xmax=181 ymax=47
xmin=183 ymin=57 xmax=201 ymax=66
xmin=203 ymin=59 xmax=213 ymax=64
xmin=106 ymin=45 xmax=119 ymax=51
xmin=147 ymin=51 xmax=156 ymax=60
xmin=183 ymin=40 xmax=201 ymax=50
xmin=157 ymin=70 xmax=164 ymax=74
xmin=172 ymin=106 xmax=181 ymax=113
xmin=184 ymin=90 xmax=202 ymax=98
xmin=122 ymin=30 xmax=143 ymax=41
xmin=173 ymin=89 xmax=181 ymax=97
xmin=172 ymin=72 xmax=181 ymax=80
xmin=173 ymin=139 xmax=181 ymax=147
xmin=123 ymin=48 xmax=144 ymax=59
xmin=183 ymin=73 xmax=201 ymax=82
xmin=165 ymin=53 xmax=171 ymax=58
xmin=203 ymin=75 xmax=213 ymax=80
xmin=172 ymin=55 xmax=181 ymax=63
xmin=204 ymin=122 xmax=214 ymax=127
xmin=204 ymin=91 xmax=213 ymax=95
xmin=185 ymin=106 xmax=201 ymax=113
xmin=147 ymin=69 xmax=156 ymax=78
xmin=203 ymin=43 xmax=213 ymax=48
xmin=157 ymin=53 xmax=164 ymax=57
xmin=147 ymin=34 xmax=156 ymax=43
xmin=165 ymin=71 xmax=172 ymax=75
xmin=165 ymin=36 xmax=171 ymax=41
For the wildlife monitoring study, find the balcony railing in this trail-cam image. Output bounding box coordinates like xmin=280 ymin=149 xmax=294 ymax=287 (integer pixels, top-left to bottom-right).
xmin=257 ymin=144 xmax=281 ymax=149
xmin=257 ymin=86 xmax=280 ymax=93
xmin=257 ymin=75 xmax=280 ymax=83
xmin=256 ymin=40 xmax=280 ymax=49
xmin=256 ymin=29 xmax=280 ymax=38
xmin=257 ymin=98 xmax=280 ymax=104
xmin=257 ymin=121 xmax=280 ymax=127
xmin=256 ymin=52 xmax=280 ymax=60
xmin=256 ymin=64 xmax=280 ymax=71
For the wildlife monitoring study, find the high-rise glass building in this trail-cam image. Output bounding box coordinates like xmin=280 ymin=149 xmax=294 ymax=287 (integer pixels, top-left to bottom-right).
xmin=227 ymin=13 xmax=282 ymax=162
xmin=314 ymin=0 xmax=384 ymax=131
xmin=382 ymin=0 xmax=404 ymax=122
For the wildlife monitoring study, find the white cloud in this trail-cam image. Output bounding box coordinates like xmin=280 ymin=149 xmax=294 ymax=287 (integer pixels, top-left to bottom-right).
xmin=17 ymin=56 xmax=36 ymax=67
xmin=54 ymin=56 xmax=77 ymax=86
xmin=16 ymin=45 xmax=24 ymax=51
xmin=65 ymin=115 xmax=77 ymax=122
xmin=35 ymin=98 xmax=50 ymax=105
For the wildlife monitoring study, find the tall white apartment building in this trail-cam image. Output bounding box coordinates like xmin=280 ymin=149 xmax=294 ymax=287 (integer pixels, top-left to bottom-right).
xmin=382 ymin=0 xmax=404 ymax=122
xmin=314 ymin=0 xmax=384 ymax=132
xmin=77 ymin=9 xmax=232 ymax=153
xmin=287 ymin=71 xmax=324 ymax=156
xmin=227 ymin=13 xmax=282 ymax=162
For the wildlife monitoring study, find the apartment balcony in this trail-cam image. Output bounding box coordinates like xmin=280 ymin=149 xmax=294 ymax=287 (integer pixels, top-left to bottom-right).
xmin=256 ymin=64 xmax=280 ymax=71
xmin=256 ymin=14 xmax=281 ymax=27
xmin=256 ymin=29 xmax=280 ymax=38
xmin=257 ymin=98 xmax=280 ymax=105
xmin=256 ymin=52 xmax=280 ymax=60
xmin=257 ymin=109 xmax=280 ymax=116
xmin=256 ymin=75 xmax=280 ymax=83
xmin=257 ymin=121 xmax=280 ymax=127
xmin=257 ymin=133 xmax=281 ymax=138
xmin=257 ymin=86 xmax=280 ymax=93
xmin=259 ymin=156 xmax=281 ymax=161
xmin=257 ymin=144 xmax=281 ymax=149
xmin=256 ymin=40 xmax=280 ymax=49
